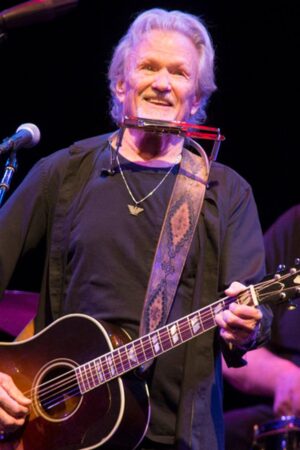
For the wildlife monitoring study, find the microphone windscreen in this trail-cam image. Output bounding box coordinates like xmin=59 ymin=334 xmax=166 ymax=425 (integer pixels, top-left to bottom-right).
xmin=16 ymin=123 xmax=41 ymax=148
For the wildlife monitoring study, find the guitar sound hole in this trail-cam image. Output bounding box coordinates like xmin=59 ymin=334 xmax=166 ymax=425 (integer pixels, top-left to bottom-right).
xmin=37 ymin=363 xmax=81 ymax=421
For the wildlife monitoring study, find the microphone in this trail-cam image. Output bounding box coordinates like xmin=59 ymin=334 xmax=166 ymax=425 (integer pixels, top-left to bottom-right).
xmin=0 ymin=0 xmax=79 ymax=32
xmin=0 ymin=123 xmax=41 ymax=155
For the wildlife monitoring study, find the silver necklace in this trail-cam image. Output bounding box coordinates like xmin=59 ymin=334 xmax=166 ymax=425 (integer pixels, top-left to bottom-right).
xmin=116 ymin=154 xmax=180 ymax=216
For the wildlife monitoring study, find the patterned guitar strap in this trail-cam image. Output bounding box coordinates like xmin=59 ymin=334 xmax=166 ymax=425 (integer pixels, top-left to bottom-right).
xmin=139 ymin=144 xmax=210 ymax=371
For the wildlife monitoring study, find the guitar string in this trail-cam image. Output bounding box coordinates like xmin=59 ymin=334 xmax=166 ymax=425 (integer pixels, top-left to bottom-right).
xmin=22 ymin=274 xmax=292 ymax=408
xmin=23 ymin=293 xmax=239 ymax=402
xmin=28 ymin=290 xmax=285 ymax=412
xmin=23 ymin=278 xmax=288 ymax=410
xmin=21 ymin=272 xmax=298 ymax=410
xmin=37 ymin=283 xmax=281 ymax=412
xmin=24 ymin=295 xmax=231 ymax=408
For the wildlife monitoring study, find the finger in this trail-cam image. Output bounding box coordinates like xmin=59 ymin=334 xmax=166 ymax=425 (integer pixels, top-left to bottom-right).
xmin=229 ymin=302 xmax=262 ymax=321
xmin=225 ymin=281 xmax=246 ymax=296
xmin=0 ymin=407 xmax=28 ymax=433
xmin=215 ymin=310 xmax=248 ymax=336
xmin=215 ymin=311 xmax=226 ymax=329
xmin=0 ymin=389 xmax=30 ymax=419
xmin=219 ymin=326 xmax=250 ymax=344
xmin=0 ymin=375 xmax=31 ymax=418
xmin=219 ymin=308 xmax=258 ymax=333
xmin=0 ymin=374 xmax=31 ymax=407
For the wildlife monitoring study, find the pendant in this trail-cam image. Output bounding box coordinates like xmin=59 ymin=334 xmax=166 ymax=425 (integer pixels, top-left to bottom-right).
xmin=128 ymin=204 xmax=144 ymax=216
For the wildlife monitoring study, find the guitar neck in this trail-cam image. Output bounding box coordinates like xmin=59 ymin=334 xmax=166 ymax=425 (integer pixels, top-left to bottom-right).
xmin=76 ymin=288 xmax=255 ymax=393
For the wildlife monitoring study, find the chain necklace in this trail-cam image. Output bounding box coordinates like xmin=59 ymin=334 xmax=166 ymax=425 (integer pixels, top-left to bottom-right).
xmin=116 ymin=153 xmax=181 ymax=216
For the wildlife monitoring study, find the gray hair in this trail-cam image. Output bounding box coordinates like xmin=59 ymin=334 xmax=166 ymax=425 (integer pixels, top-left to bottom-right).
xmin=108 ymin=8 xmax=217 ymax=124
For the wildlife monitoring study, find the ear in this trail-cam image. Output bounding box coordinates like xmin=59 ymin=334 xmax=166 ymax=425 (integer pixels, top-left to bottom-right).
xmin=115 ymin=79 xmax=125 ymax=103
xmin=190 ymin=94 xmax=201 ymax=116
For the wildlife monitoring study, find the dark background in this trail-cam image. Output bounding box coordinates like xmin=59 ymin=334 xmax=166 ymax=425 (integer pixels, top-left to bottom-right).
xmin=1 ymin=1 xmax=299 ymax=230
xmin=0 ymin=0 xmax=299 ymax=413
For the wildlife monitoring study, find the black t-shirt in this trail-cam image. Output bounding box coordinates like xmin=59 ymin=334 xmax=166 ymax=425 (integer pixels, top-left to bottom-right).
xmin=64 ymin=150 xmax=200 ymax=443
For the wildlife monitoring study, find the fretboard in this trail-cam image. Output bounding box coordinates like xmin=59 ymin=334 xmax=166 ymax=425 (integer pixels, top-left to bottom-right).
xmin=76 ymin=289 xmax=254 ymax=393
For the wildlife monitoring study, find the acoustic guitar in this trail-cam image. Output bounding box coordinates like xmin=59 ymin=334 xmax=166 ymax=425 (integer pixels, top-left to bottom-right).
xmin=0 ymin=264 xmax=299 ymax=450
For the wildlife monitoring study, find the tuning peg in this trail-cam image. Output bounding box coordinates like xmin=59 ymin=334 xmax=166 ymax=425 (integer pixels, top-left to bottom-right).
xmin=295 ymin=258 xmax=300 ymax=266
xmin=277 ymin=264 xmax=286 ymax=272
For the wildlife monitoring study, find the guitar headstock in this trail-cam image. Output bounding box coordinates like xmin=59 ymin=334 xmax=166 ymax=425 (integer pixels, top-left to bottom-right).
xmin=255 ymin=259 xmax=300 ymax=308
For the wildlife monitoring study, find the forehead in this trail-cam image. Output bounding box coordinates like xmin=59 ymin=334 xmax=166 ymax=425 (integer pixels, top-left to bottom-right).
xmin=130 ymin=29 xmax=199 ymax=66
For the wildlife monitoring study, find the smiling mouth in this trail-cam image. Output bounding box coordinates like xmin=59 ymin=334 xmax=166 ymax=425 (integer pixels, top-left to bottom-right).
xmin=144 ymin=97 xmax=173 ymax=107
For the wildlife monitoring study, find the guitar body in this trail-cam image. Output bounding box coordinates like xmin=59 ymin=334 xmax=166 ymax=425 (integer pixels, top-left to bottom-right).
xmin=0 ymin=314 xmax=150 ymax=450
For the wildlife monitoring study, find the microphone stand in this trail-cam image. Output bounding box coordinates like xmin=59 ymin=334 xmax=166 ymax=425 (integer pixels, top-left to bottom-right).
xmin=0 ymin=150 xmax=17 ymax=207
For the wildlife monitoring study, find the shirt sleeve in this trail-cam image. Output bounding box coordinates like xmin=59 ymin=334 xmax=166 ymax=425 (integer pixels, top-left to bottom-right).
xmin=0 ymin=158 xmax=49 ymax=296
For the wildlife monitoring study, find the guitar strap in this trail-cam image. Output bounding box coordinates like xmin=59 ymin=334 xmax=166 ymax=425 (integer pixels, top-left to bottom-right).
xmin=139 ymin=145 xmax=210 ymax=369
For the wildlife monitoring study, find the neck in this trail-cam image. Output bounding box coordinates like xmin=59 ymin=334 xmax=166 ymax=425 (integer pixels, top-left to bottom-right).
xmin=114 ymin=128 xmax=184 ymax=167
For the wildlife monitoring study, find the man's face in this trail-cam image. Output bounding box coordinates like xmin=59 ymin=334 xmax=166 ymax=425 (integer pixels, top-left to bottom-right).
xmin=116 ymin=29 xmax=201 ymax=123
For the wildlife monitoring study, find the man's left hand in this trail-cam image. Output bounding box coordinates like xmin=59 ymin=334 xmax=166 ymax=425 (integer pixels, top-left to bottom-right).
xmin=215 ymin=281 xmax=262 ymax=349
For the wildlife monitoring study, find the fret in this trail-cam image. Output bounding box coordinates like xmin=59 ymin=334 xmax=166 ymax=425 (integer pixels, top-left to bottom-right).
xmin=118 ymin=346 xmax=132 ymax=372
xmin=126 ymin=342 xmax=139 ymax=368
xmin=204 ymin=306 xmax=214 ymax=329
xmin=156 ymin=331 xmax=164 ymax=352
xmin=113 ymin=348 xmax=124 ymax=374
xmin=90 ymin=361 xmax=98 ymax=385
xmin=137 ymin=336 xmax=148 ymax=363
xmin=198 ymin=310 xmax=204 ymax=331
xmin=178 ymin=317 xmax=192 ymax=341
xmin=133 ymin=340 xmax=145 ymax=365
xmin=169 ymin=323 xmax=180 ymax=345
xmin=100 ymin=355 xmax=109 ymax=382
xmin=151 ymin=333 xmax=161 ymax=354
xmin=159 ymin=325 xmax=173 ymax=351
xmin=94 ymin=358 xmax=105 ymax=384
xmin=75 ymin=367 xmax=85 ymax=393
xmin=80 ymin=364 xmax=90 ymax=392
xmin=197 ymin=305 xmax=208 ymax=331
xmin=86 ymin=362 xmax=95 ymax=388
xmin=141 ymin=335 xmax=154 ymax=361
xmin=105 ymin=354 xmax=116 ymax=379
xmin=146 ymin=333 xmax=155 ymax=356
xmin=190 ymin=313 xmax=202 ymax=336
xmin=212 ymin=300 xmax=223 ymax=317
xmin=92 ymin=361 xmax=100 ymax=386
xmin=207 ymin=301 xmax=223 ymax=329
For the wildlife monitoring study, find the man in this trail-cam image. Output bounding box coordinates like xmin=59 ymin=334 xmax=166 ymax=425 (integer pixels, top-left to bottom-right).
xmin=0 ymin=8 xmax=270 ymax=450
xmin=224 ymin=204 xmax=300 ymax=449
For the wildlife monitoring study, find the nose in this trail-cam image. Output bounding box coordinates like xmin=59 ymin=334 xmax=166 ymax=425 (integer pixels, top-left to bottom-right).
xmin=151 ymin=68 xmax=171 ymax=92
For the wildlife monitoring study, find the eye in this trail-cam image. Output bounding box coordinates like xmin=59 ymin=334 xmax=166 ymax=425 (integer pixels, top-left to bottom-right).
xmin=141 ymin=64 xmax=156 ymax=72
xmin=171 ymin=68 xmax=188 ymax=77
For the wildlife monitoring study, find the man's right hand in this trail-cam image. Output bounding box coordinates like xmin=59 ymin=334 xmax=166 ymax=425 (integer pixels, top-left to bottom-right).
xmin=0 ymin=372 xmax=31 ymax=435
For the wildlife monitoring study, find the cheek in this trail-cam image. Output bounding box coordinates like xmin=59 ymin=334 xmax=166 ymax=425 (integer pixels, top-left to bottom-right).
xmin=179 ymin=84 xmax=198 ymax=106
xmin=130 ymin=73 xmax=149 ymax=94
